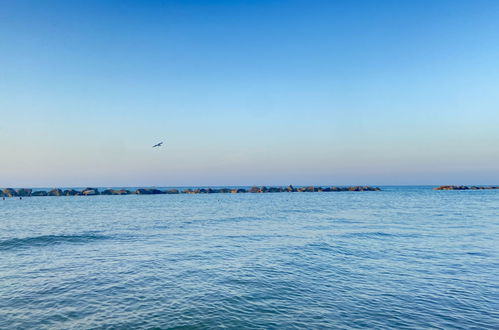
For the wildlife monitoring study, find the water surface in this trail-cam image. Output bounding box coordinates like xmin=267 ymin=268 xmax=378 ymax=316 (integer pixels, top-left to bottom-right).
xmin=1 ymin=186 xmax=498 ymax=328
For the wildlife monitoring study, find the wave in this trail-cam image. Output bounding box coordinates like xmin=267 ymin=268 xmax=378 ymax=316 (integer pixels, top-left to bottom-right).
xmin=340 ymin=232 xmax=423 ymax=239
xmin=214 ymin=216 xmax=262 ymax=222
xmin=0 ymin=234 xmax=110 ymax=251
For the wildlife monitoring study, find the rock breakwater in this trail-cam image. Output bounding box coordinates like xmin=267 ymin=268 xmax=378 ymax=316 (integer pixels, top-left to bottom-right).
xmin=433 ymin=185 xmax=499 ymax=190
xmin=1 ymin=185 xmax=381 ymax=197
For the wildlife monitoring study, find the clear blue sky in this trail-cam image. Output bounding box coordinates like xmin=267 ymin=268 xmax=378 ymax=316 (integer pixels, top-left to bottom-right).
xmin=1 ymin=0 xmax=498 ymax=187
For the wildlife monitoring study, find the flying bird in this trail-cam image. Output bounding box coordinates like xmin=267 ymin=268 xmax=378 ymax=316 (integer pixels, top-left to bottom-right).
xmin=152 ymin=142 xmax=163 ymax=148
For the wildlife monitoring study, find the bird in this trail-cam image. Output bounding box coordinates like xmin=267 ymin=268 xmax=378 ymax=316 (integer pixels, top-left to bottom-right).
xmin=152 ymin=142 xmax=164 ymax=148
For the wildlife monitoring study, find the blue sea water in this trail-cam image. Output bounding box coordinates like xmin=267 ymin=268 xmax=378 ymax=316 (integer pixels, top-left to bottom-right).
xmin=1 ymin=186 xmax=498 ymax=329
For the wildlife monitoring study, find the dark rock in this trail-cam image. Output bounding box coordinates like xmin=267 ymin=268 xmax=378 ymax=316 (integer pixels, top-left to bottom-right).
xmin=32 ymin=190 xmax=48 ymax=196
xmin=434 ymin=185 xmax=499 ymax=190
xmin=2 ymin=188 xmax=18 ymax=197
xmin=164 ymin=189 xmax=179 ymax=194
xmin=434 ymin=185 xmax=467 ymax=190
xmin=249 ymin=186 xmax=261 ymax=193
xmin=286 ymin=185 xmax=296 ymax=192
xmin=116 ymin=189 xmax=131 ymax=195
xmin=298 ymin=186 xmax=315 ymax=192
xmin=64 ymin=189 xmax=81 ymax=196
xmin=82 ymin=188 xmax=100 ymax=196
xmin=17 ymin=188 xmax=32 ymax=197
xmin=135 ymin=188 xmax=163 ymax=195
xmin=101 ymin=189 xmax=131 ymax=195
xmin=48 ymin=189 xmax=63 ymax=196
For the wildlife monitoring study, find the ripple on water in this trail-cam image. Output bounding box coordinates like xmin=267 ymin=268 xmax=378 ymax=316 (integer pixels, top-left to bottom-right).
xmin=0 ymin=234 xmax=111 ymax=251
xmin=0 ymin=187 xmax=498 ymax=328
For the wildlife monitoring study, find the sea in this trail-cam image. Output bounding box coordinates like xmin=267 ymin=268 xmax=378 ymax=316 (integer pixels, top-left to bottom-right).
xmin=1 ymin=186 xmax=498 ymax=329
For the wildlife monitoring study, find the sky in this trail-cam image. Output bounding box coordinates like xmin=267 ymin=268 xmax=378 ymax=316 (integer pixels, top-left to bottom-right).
xmin=1 ymin=0 xmax=499 ymax=187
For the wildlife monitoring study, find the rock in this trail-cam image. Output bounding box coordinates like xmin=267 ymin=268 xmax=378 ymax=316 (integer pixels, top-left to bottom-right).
xmin=82 ymin=188 xmax=100 ymax=196
xmin=135 ymin=188 xmax=163 ymax=195
xmin=17 ymin=188 xmax=32 ymax=197
xmin=2 ymin=188 xmax=18 ymax=197
xmin=164 ymin=189 xmax=179 ymax=194
xmin=116 ymin=189 xmax=131 ymax=195
xmin=434 ymin=185 xmax=466 ymax=190
xmin=298 ymin=186 xmax=315 ymax=192
xmin=64 ymin=189 xmax=81 ymax=196
xmin=101 ymin=189 xmax=113 ymax=195
xmin=249 ymin=186 xmax=261 ymax=193
xmin=320 ymin=186 xmax=382 ymax=192
xmin=434 ymin=185 xmax=453 ymax=190
xmin=434 ymin=185 xmax=499 ymax=190
xmin=101 ymin=189 xmax=131 ymax=195
xmin=286 ymin=185 xmax=296 ymax=192
xmin=32 ymin=190 xmax=48 ymax=196
xmin=48 ymin=189 xmax=63 ymax=196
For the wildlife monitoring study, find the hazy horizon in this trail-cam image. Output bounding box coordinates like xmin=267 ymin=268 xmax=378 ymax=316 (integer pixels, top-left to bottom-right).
xmin=2 ymin=0 xmax=499 ymax=187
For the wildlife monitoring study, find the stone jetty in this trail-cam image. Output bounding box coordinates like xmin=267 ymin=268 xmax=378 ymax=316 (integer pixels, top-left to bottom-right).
xmin=1 ymin=185 xmax=381 ymax=197
xmin=433 ymin=185 xmax=499 ymax=190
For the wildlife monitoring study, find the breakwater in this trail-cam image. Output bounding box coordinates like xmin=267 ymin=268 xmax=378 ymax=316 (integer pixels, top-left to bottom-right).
xmin=433 ymin=185 xmax=499 ymax=190
xmin=1 ymin=185 xmax=381 ymax=197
